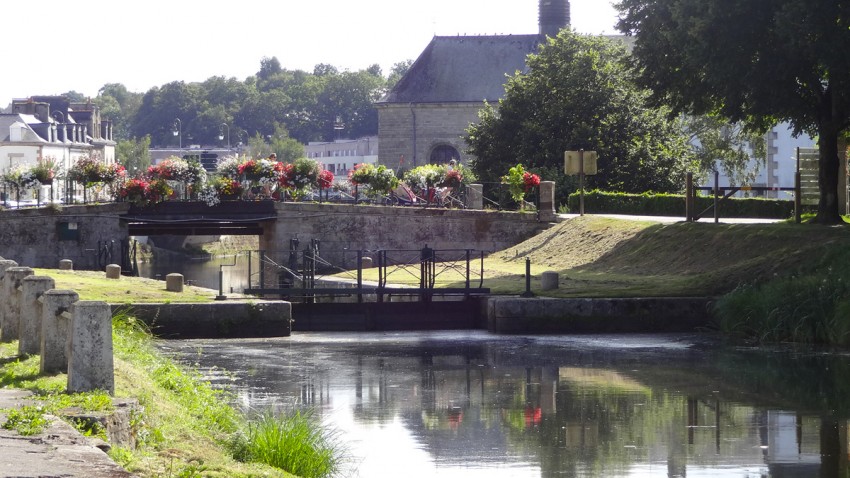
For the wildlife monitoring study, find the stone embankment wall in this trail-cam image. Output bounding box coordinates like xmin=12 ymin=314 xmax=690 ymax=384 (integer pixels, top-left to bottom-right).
xmin=261 ymin=201 xmax=552 ymax=266
xmin=487 ymin=297 xmax=714 ymax=334
xmin=0 ymin=203 xmax=129 ymax=270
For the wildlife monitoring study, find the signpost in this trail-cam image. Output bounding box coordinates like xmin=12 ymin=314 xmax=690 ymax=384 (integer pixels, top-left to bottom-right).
xmin=564 ymin=150 xmax=598 ymax=215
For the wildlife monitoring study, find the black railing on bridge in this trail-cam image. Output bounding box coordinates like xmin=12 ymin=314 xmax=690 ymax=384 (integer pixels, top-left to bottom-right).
xmin=243 ymin=242 xmax=489 ymax=303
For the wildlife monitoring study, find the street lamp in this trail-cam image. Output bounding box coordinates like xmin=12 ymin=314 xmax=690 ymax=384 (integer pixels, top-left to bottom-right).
xmin=173 ymin=118 xmax=182 ymax=150
xmin=218 ymin=123 xmax=231 ymax=149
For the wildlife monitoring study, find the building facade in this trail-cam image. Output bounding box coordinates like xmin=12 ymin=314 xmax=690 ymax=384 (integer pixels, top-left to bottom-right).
xmin=1 ymin=96 xmax=116 ymax=200
xmin=376 ymin=1 xmax=571 ymax=169
xmin=305 ymin=136 xmax=378 ymax=181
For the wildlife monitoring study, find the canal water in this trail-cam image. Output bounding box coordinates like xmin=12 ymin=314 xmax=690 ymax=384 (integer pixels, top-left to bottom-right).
xmin=161 ymin=331 xmax=850 ymax=477
xmin=137 ymin=253 xmax=253 ymax=292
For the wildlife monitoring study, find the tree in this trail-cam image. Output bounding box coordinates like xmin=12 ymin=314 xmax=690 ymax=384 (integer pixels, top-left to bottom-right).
xmin=465 ymin=31 xmax=692 ymax=198
xmin=616 ymin=0 xmax=850 ymax=224
xmin=116 ymin=136 xmax=151 ymax=176
xmin=685 ymin=115 xmax=767 ymax=187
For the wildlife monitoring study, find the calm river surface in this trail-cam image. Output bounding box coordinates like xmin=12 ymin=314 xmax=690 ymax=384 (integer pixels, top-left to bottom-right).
xmin=160 ymin=331 xmax=850 ymax=477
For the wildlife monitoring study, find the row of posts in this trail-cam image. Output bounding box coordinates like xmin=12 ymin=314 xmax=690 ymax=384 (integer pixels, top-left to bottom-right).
xmin=0 ymin=258 xmax=114 ymax=394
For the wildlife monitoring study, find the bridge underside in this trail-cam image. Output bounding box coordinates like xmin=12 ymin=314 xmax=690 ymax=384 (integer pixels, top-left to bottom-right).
xmin=122 ymin=201 xmax=274 ymax=236
xmin=126 ymin=221 xmax=264 ymax=236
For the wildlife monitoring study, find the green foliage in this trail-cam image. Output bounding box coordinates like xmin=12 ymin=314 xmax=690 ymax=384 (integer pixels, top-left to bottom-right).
xmin=715 ymin=247 xmax=850 ymax=345
xmin=616 ymin=0 xmax=850 ymax=223
xmin=2 ymin=405 xmax=50 ymax=436
xmin=564 ymin=190 xmax=795 ymax=219
xmin=129 ymin=57 xmax=388 ymax=147
xmin=684 ymin=115 xmax=767 ymax=185
xmin=349 ymin=163 xmax=399 ymax=196
xmin=240 ymin=410 xmax=345 ymax=478
xmin=466 ymin=30 xmax=692 ymax=196
xmin=116 ymin=136 xmax=152 ymax=176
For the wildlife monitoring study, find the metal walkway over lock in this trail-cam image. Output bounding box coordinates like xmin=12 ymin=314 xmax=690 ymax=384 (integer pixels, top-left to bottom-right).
xmin=242 ymin=242 xmax=490 ymax=303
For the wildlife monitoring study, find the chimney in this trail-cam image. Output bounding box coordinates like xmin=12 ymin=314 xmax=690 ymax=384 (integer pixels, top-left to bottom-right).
xmin=539 ymin=0 xmax=570 ymax=37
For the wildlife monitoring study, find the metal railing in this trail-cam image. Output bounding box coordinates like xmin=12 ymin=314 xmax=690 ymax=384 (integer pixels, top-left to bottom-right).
xmin=243 ymin=242 xmax=489 ymax=303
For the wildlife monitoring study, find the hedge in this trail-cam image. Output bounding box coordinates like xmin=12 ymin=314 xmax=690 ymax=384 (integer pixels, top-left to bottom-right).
xmin=564 ymin=190 xmax=796 ymax=219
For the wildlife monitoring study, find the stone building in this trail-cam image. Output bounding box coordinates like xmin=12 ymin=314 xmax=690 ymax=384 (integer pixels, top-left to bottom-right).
xmin=375 ymin=0 xmax=570 ymax=170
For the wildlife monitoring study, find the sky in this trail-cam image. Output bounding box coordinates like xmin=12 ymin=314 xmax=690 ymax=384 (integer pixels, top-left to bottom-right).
xmin=1 ymin=0 xmax=619 ymax=103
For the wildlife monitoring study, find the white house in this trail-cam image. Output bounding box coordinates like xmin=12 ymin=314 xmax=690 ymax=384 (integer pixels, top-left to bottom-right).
xmin=0 ymin=96 xmax=116 ymax=201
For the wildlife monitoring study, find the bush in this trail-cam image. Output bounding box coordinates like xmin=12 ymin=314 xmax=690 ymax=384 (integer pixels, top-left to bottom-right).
xmin=564 ymin=190 xmax=796 ymax=219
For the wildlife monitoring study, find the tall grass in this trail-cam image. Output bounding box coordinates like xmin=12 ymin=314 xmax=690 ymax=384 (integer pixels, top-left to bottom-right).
xmin=237 ymin=410 xmax=346 ymax=478
xmin=111 ymin=310 xmax=346 ymax=477
xmin=714 ymin=247 xmax=850 ymax=345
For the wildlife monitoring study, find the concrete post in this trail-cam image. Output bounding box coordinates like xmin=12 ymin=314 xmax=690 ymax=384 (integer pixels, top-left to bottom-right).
xmin=541 ymin=271 xmax=559 ymax=290
xmin=67 ymin=301 xmax=114 ymax=394
xmin=0 ymin=260 xmax=19 ymax=340
xmin=538 ymin=181 xmax=556 ymax=222
xmin=1 ymin=267 xmax=34 ymax=343
xmin=40 ymin=290 xmax=78 ymax=374
xmin=59 ymin=259 xmax=73 ymax=270
xmin=105 ymin=264 xmax=121 ymax=279
xmin=19 ymin=276 xmax=55 ymax=356
xmin=166 ymin=273 xmax=184 ymax=292
xmin=467 ymin=184 xmax=484 ymax=210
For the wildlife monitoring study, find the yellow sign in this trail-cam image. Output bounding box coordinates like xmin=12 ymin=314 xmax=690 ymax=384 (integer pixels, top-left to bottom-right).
xmin=564 ymin=151 xmax=598 ymax=175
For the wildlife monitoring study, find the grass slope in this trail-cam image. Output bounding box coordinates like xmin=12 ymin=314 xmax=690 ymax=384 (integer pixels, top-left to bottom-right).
xmin=33 ymin=269 xmax=221 ymax=304
xmin=363 ymin=216 xmax=850 ymax=298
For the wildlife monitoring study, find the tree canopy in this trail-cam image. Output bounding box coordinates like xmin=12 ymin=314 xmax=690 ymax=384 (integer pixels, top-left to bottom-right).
xmin=95 ymin=57 xmax=393 ymax=149
xmin=616 ymin=0 xmax=850 ymax=223
xmin=465 ymin=31 xmax=692 ymax=198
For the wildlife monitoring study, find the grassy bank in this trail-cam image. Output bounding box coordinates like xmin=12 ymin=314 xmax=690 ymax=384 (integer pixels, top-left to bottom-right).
xmin=360 ymin=215 xmax=850 ymax=298
xmin=0 ymin=313 xmax=345 ymax=477
xmin=33 ymin=269 xmax=226 ymax=304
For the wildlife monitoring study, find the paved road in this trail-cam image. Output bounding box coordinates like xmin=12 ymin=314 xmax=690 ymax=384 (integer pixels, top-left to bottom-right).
xmin=558 ymin=213 xmax=783 ymax=224
xmin=0 ymin=389 xmax=135 ymax=478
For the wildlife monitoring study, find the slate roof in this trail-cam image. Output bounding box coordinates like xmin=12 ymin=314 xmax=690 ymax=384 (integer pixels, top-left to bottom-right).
xmin=0 ymin=114 xmax=46 ymax=142
xmin=379 ymin=34 xmax=544 ymax=104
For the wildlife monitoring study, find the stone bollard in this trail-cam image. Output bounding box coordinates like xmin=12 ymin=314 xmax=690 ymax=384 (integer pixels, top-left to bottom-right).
xmin=467 ymin=183 xmax=484 ymax=210
xmin=1 ymin=267 xmax=34 ymax=343
xmin=0 ymin=260 xmax=19 ymax=339
xmin=59 ymin=259 xmax=74 ymax=270
xmin=361 ymin=257 xmax=373 ymax=269
xmin=19 ymin=276 xmax=55 ymax=356
xmin=40 ymin=290 xmax=79 ymax=374
xmin=105 ymin=264 xmax=122 ymax=279
xmin=538 ymin=181 xmax=556 ymax=222
xmin=67 ymin=301 xmax=114 ymax=395
xmin=540 ymin=271 xmax=559 ymax=290
xmin=166 ymin=273 xmax=184 ymax=292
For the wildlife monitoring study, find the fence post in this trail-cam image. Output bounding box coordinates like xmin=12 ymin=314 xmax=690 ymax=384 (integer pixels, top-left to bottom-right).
xmin=521 ymin=257 xmax=535 ymax=298
xmin=40 ymin=290 xmax=78 ymax=374
xmin=67 ymin=300 xmax=114 ymax=395
xmin=713 ymin=170 xmax=720 ymax=223
xmin=795 ymin=171 xmax=802 ymax=224
xmin=19 ymin=276 xmax=55 ymax=356
xmin=1 ymin=267 xmax=34 ymax=343
xmin=685 ymin=173 xmax=694 ymax=222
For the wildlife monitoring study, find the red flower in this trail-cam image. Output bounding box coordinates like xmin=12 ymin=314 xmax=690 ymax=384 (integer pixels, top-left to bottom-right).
xmin=318 ymin=169 xmax=334 ymax=189
xmin=522 ymin=171 xmax=540 ymax=191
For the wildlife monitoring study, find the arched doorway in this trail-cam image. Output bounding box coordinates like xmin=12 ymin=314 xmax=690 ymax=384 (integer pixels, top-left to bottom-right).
xmin=429 ymin=144 xmax=460 ymax=165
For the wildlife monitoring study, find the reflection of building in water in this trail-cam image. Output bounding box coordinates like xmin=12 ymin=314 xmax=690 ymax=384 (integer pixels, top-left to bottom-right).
xmin=176 ymin=338 xmax=850 ymax=477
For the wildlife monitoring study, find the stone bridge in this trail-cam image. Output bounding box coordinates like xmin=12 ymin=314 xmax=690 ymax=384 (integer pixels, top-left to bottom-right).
xmin=0 ymin=199 xmax=556 ymax=271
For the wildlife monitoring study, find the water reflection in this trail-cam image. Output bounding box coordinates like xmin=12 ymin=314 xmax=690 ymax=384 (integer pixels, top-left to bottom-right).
xmin=137 ymin=253 xmax=253 ymax=291
xmin=161 ymin=332 xmax=850 ymax=477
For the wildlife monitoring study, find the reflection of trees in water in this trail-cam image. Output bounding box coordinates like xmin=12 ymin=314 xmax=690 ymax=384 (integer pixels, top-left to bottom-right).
xmin=169 ymin=337 xmax=850 ymax=476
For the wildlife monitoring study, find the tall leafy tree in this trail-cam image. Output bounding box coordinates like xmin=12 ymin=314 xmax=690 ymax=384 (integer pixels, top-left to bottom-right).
xmin=466 ymin=31 xmax=692 ymax=197
xmin=616 ymin=0 xmax=850 ymax=224
xmin=686 ymin=115 xmax=767 ymax=187
xmin=116 ymin=135 xmax=151 ymax=176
